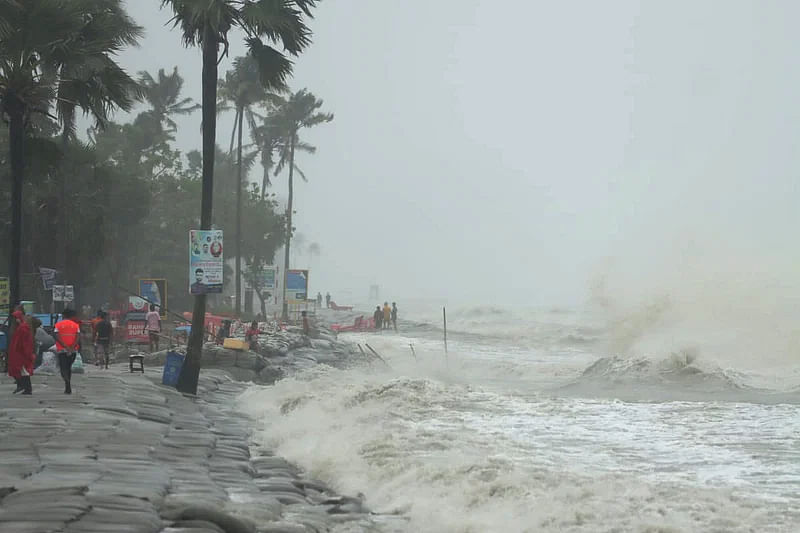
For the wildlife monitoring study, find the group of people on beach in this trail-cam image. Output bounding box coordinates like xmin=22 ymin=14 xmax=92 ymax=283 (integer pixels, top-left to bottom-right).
xmin=374 ymin=302 xmax=398 ymax=331
xmin=315 ymin=292 xmax=333 ymax=308
xmin=6 ymin=306 xmax=98 ymax=395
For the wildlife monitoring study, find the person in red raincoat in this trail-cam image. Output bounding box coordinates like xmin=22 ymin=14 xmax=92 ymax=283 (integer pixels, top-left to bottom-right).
xmin=7 ymin=310 xmax=34 ymax=395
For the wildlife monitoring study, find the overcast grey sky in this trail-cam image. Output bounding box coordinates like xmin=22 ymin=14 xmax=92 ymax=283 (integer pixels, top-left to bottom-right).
xmin=117 ymin=1 xmax=800 ymax=308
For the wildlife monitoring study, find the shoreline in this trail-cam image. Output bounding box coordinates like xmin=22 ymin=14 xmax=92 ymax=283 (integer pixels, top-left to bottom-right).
xmin=0 ymin=356 xmax=382 ymax=532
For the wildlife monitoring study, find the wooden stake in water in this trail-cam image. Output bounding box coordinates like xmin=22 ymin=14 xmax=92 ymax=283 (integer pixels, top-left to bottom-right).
xmin=443 ymin=306 xmax=448 ymax=355
xmin=365 ymin=343 xmax=389 ymax=367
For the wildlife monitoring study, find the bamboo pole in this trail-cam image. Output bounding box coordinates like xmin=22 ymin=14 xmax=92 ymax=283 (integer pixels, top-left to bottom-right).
xmin=443 ymin=306 xmax=448 ymax=355
xmin=364 ymin=343 xmax=389 ymax=367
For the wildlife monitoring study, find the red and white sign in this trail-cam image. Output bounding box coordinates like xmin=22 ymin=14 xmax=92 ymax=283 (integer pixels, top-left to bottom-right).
xmin=126 ymin=320 xmax=148 ymax=343
xmin=126 ymin=296 xmax=149 ymax=343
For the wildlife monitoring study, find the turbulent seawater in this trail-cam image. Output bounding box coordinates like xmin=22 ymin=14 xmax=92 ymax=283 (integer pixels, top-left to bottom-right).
xmin=239 ymin=304 xmax=800 ymax=532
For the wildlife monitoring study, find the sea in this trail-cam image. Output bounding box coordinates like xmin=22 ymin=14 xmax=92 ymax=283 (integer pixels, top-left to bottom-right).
xmin=238 ymin=301 xmax=800 ymax=532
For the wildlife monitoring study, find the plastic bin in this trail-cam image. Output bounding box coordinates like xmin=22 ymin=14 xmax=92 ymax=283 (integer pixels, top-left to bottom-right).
xmin=161 ymin=351 xmax=185 ymax=387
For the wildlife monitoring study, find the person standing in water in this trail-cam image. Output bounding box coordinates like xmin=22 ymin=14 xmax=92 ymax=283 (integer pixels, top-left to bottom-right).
xmin=325 ymin=292 xmax=331 ymax=308
xmin=391 ymin=302 xmax=398 ymax=331
xmin=373 ymin=306 xmax=383 ymax=330
xmin=382 ymin=302 xmax=391 ymax=330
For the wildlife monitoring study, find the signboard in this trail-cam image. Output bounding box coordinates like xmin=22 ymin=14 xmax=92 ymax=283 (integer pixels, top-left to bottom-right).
xmin=0 ymin=277 xmax=8 ymax=315
xmin=139 ymin=278 xmax=167 ymax=318
xmin=53 ymin=285 xmax=74 ymax=302
xmin=287 ymin=269 xmax=309 ymax=303
xmin=127 ymin=295 xmax=149 ymax=319
xmin=39 ymin=267 xmax=57 ymax=290
xmin=250 ymin=266 xmax=277 ymax=291
xmin=189 ymin=230 xmax=223 ymax=294
xmin=126 ymin=320 xmax=148 ymax=343
xmin=126 ymin=296 xmax=149 ymax=343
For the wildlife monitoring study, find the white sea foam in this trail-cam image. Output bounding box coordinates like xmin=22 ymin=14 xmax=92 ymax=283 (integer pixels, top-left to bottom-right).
xmin=239 ymin=328 xmax=800 ymax=532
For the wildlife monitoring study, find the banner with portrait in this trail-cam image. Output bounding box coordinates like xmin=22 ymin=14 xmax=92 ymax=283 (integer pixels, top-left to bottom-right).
xmin=189 ymin=230 xmax=223 ymax=294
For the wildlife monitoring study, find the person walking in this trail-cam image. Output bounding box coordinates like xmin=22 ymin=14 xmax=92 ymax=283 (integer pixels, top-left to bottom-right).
xmin=373 ymin=306 xmax=383 ymax=330
xmin=383 ymin=302 xmax=391 ymax=330
xmin=94 ymin=311 xmax=113 ymax=369
xmin=90 ymin=309 xmax=103 ymax=364
xmin=145 ymin=304 xmax=161 ymax=353
xmin=53 ymin=308 xmax=81 ymax=394
xmin=391 ymin=302 xmax=398 ymax=331
xmin=316 ymin=292 xmax=322 ymax=307
xmin=33 ymin=317 xmax=53 ymax=368
xmin=7 ymin=310 xmax=34 ymax=395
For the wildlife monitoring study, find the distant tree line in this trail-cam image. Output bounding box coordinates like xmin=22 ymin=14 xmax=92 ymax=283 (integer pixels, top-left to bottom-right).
xmin=0 ymin=0 xmax=331 ymax=394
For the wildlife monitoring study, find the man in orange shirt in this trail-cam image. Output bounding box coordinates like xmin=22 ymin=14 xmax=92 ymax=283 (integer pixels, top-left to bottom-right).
xmin=53 ymin=308 xmax=81 ymax=394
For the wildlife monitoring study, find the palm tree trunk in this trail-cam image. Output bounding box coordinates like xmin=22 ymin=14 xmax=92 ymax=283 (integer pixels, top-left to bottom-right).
xmin=177 ymin=29 xmax=218 ymax=395
xmin=281 ymin=132 xmax=296 ymax=322
xmin=57 ymin=128 xmax=70 ymax=284
xmin=228 ymin=109 xmax=238 ymax=154
xmin=7 ymin=98 xmax=24 ymax=329
xmin=235 ymin=105 xmax=244 ymax=316
xmin=261 ymin=160 xmax=269 ymax=201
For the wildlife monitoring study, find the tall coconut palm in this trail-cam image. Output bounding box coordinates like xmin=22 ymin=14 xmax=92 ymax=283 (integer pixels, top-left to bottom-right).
xmin=272 ymin=89 xmax=333 ymax=321
xmin=251 ymin=115 xmax=281 ymax=199
xmin=138 ymin=66 xmax=200 ymax=140
xmin=219 ymin=55 xmax=285 ymax=315
xmin=308 ymin=241 xmax=321 ymax=267
xmin=0 ymin=0 xmax=141 ymax=325
xmin=161 ymin=0 xmax=318 ymax=394
xmin=54 ymin=0 xmax=142 ymax=278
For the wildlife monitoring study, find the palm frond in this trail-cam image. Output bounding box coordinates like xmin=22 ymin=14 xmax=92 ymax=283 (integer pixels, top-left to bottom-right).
xmin=239 ymin=0 xmax=313 ymax=55
xmin=162 ymin=0 xmax=236 ymax=47
xmin=245 ymin=38 xmax=292 ymax=92
xmin=294 ymin=140 xmax=316 ymax=154
xmin=293 ymin=162 xmax=307 ymax=183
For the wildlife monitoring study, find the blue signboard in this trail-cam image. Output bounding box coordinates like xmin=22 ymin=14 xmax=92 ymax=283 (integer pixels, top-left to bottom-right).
xmin=286 ymin=270 xmax=308 ymax=303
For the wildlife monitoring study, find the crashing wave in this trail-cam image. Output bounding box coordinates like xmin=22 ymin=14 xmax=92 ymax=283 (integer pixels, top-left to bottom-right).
xmin=577 ymin=349 xmax=752 ymax=391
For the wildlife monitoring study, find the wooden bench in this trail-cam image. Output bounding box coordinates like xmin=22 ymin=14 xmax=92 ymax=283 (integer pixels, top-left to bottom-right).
xmin=129 ymin=354 xmax=145 ymax=373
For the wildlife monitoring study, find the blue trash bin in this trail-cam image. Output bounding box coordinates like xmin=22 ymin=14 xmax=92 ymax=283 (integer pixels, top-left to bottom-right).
xmin=162 ymin=351 xmax=185 ymax=387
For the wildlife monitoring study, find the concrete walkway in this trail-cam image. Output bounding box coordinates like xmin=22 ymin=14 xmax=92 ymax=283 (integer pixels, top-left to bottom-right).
xmin=0 ymin=365 xmax=378 ymax=533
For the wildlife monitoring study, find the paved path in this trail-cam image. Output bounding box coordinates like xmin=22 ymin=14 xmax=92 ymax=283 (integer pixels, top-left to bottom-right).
xmin=0 ymin=365 xmax=379 ymax=533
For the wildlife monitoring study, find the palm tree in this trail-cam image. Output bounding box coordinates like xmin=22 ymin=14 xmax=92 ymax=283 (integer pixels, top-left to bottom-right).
xmin=219 ymin=55 xmax=284 ymax=316
xmin=251 ymin=115 xmax=281 ymax=199
xmin=308 ymin=241 xmax=321 ymax=266
xmin=0 ymin=0 xmax=141 ymax=322
xmin=138 ymin=66 xmax=200 ymax=140
xmin=54 ymin=1 xmax=142 ymax=277
xmin=272 ymin=89 xmax=333 ymax=320
xmin=161 ymin=0 xmax=318 ymax=394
